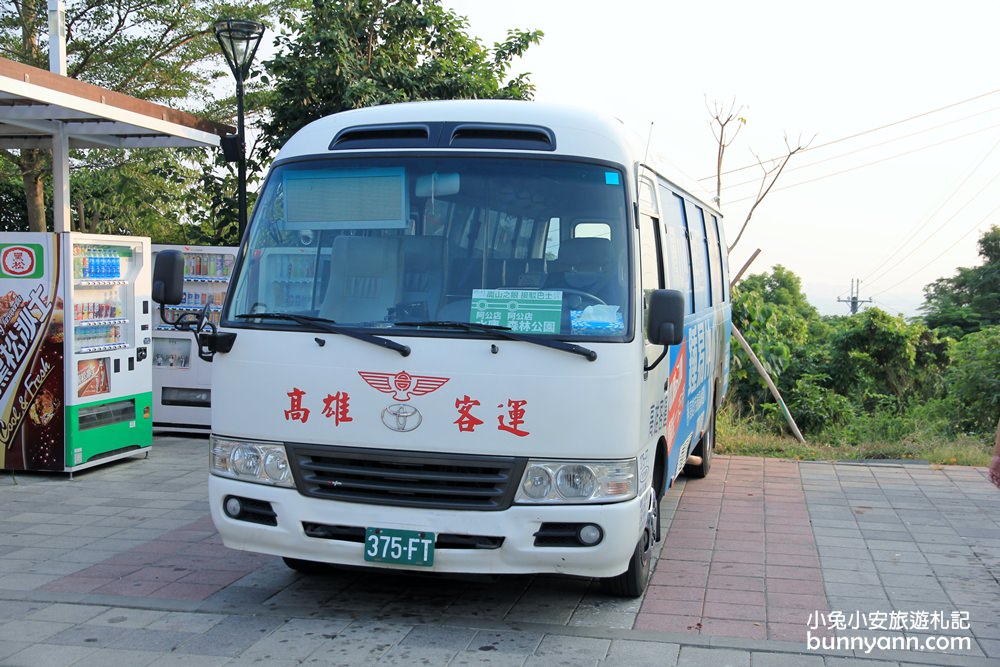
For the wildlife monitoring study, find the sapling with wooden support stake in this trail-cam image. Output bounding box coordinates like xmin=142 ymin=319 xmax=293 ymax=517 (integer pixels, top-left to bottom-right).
xmin=709 ymin=98 xmax=809 ymax=442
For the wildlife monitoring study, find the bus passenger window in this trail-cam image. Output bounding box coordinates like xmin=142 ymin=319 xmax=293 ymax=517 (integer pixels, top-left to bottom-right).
xmin=685 ymin=201 xmax=711 ymax=312
xmin=661 ymin=189 xmax=694 ymax=314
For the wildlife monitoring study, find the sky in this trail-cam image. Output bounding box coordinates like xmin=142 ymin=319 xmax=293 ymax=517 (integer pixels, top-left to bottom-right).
xmin=439 ymin=0 xmax=1000 ymax=316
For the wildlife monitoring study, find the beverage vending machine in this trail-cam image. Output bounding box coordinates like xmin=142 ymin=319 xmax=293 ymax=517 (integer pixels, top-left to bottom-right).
xmin=0 ymin=232 xmax=153 ymax=472
xmin=150 ymin=244 xmax=236 ymax=432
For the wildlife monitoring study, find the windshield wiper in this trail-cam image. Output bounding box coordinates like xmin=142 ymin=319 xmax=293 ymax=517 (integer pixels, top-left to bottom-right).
xmin=396 ymin=320 xmax=597 ymax=362
xmin=235 ymin=312 xmax=410 ymax=357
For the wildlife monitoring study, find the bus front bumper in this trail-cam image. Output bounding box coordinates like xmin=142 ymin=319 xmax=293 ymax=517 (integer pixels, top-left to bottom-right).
xmin=209 ymin=474 xmax=650 ymax=579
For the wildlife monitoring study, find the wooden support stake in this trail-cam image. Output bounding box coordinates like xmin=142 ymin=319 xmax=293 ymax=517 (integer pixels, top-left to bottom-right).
xmin=731 ymin=324 xmax=806 ymax=443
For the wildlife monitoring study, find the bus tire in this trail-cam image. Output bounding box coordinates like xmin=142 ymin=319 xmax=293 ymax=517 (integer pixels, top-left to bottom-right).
xmin=684 ymin=401 xmax=715 ymax=479
xmin=600 ymin=494 xmax=657 ymax=597
xmin=282 ymin=557 xmax=333 ymax=574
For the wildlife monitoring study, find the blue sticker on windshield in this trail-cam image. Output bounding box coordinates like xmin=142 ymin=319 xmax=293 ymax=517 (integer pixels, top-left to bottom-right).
xmin=605 ymin=172 xmax=620 ymax=185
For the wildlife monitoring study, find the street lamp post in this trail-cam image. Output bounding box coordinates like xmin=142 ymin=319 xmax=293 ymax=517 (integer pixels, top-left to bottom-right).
xmin=214 ymin=18 xmax=264 ymax=241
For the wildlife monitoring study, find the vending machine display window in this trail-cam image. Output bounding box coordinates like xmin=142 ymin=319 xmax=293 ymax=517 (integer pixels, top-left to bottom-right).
xmin=150 ymin=244 xmax=236 ymax=432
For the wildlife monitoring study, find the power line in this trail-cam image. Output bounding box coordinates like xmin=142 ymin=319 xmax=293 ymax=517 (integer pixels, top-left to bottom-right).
xmin=864 ymin=170 xmax=1000 ymax=291
xmin=701 ymin=87 xmax=1000 ymax=182
xmin=726 ymin=123 xmax=1000 ymax=205
xmin=870 ymin=203 xmax=1000 ymax=298
xmin=861 ymin=135 xmax=1000 ymax=286
xmin=721 ymin=107 xmax=1000 ymax=192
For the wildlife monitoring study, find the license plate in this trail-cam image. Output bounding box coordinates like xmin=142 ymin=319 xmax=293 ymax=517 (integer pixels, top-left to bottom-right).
xmin=364 ymin=527 xmax=435 ymax=567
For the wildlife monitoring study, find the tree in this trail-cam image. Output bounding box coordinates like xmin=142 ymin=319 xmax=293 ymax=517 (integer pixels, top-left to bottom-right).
xmin=708 ymin=99 xmax=811 ymax=253
xmin=827 ymin=308 xmax=947 ymax=411
xmin=0 ymin=0 xmax=277 ymax=233
xmin=261 ymin=0 xmax=543 ymax=154
xmin=729 ymin=266 xmax=816 ymax=412
xmin=921 ymin=225 xmax=1000 ymax=339
xmin=945 ymin=325 xmax=1000 ymax=434
xmin=737 ymin=265 xmax=818 ymax=323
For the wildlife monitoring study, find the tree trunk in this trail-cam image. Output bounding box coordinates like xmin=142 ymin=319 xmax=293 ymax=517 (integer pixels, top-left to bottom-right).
xmin=20 ymin=150 xmax=47 ymax=232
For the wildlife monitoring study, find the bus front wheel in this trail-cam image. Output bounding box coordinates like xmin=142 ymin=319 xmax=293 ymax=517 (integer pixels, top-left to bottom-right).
xmin=600 ymin=494 xmax=657 ymax=597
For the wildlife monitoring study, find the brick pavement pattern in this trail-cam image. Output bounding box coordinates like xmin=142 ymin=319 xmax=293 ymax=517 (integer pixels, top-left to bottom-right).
xmin=0 ymin=438 xmax=998 ymax=666
xmin=637 ymin=457 xmax=834 ymax=642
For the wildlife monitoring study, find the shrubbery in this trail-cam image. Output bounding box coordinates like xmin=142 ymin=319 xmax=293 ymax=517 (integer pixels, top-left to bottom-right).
xmin=729 ymin=229 xmax=1000 ymax=446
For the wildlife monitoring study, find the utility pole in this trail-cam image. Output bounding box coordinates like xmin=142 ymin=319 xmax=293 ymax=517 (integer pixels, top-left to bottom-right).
xmin=837 ymin=279 xmax=872 ymax=315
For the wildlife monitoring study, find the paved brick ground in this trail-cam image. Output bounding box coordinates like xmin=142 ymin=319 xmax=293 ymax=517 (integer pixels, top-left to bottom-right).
xmin=40 ymin=515 xmax=267 ymax=600
xmin=1 ymin=437 xmax=998 ymax=666
xmin=637 ymin=457 xmax=834 ymax=643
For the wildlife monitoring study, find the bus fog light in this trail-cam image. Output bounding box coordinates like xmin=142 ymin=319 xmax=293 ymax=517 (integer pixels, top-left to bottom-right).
xmin=224 ymin=496 xmax=242 ymax=518
xmin=522 ymin=466 xmax=552 ymax=499
xmin=578 ymin=524 xmax=603 ymax=546
xmin=555 ymin=465 xmax=596 ymax=498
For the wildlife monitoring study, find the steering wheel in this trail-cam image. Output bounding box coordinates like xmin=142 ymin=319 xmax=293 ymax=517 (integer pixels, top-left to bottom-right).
xmin=558 ymin=288 xmax=606 ymax=308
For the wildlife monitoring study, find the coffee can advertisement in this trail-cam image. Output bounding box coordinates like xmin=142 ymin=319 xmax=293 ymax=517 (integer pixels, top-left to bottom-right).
xmin=0 ymin=233 xmax=66 ymax=471
xmin=77 ymin=358 xmax=110 ymax=398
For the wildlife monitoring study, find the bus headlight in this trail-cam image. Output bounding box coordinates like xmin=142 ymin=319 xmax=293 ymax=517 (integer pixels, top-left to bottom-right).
xmin=514 ymin=459 xmax=636 ymax=504
xmin=211 ymin=435 xmax=294 ymax=488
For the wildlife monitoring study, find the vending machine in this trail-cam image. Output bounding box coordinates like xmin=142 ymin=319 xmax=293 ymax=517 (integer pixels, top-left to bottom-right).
xmin=150 ymin=244 xmax=236 ymax=432
xmin=0 ymin=232 xmax=153 ymax=472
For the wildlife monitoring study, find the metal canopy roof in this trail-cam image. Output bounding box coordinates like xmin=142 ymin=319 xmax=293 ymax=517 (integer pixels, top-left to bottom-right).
xmin=0 ymin=57 xmax=233 ymax=149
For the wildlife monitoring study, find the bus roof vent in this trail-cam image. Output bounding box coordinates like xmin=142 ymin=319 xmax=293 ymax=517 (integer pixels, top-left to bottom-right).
xmin=448 ymin=123 xmax=556 ymax=151
xmin=329 ymin=124 xmax=433 ymax=150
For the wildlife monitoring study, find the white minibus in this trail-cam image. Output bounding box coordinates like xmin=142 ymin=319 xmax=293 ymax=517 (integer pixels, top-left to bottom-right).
xmin=153 ymin=100 xmax=731 ymax=596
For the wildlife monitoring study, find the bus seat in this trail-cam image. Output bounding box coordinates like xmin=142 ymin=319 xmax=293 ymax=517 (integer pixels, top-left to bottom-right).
xmin=401 ymin=236 xmax=446 ymax=319
xmin=503 ymin=258 xmax=548 ymax=288
xmin=547 ymin=237 xmax=618 ymax=304
xmin=319 ymin=236 xmax=402 ymax=323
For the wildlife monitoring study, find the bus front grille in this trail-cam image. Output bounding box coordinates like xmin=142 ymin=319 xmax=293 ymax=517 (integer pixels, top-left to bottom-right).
xmin=287 ymin=444 xmax=526 ymax=511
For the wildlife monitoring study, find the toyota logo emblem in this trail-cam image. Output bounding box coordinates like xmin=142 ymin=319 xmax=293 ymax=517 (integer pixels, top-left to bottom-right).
xmin=381 ymin=404 xmax=422 ymax=432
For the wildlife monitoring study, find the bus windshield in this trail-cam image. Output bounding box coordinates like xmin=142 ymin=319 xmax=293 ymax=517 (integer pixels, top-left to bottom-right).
xmin=225 ymin=156 xmax=632 ymax=340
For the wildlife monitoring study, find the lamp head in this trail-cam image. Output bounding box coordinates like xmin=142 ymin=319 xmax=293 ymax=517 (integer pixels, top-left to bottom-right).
xmin=214 ymin=18 xmax=264 ymax=80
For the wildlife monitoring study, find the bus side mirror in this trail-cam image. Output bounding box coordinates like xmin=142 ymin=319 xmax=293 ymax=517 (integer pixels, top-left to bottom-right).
xmin=152 ymin=249 xmax=184 ymax=305
xmin=647 ymin=289 xmax=685 ymax=346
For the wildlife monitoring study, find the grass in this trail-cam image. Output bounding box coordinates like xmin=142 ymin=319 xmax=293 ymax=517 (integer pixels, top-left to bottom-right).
xmin=715 ymin=404 xmax=994 ymax=467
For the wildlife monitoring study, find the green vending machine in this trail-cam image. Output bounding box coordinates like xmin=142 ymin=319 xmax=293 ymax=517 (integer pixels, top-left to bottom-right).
xmin=0 ymin=232 xmax=152 ymax=472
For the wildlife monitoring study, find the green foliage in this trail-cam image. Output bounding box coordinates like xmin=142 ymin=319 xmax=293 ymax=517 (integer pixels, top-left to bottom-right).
xmin=730 ymin=265 xmax=816 ymax=410
xmin=716 ymin=403 xmax=992 ymax=465
xmin=69 ymin=150 xmax=206 ymax=241
xmin=827 ymin=308 xmax=947 ymax=410
xmin=261 ymin=0 xmax=543 ymax=153
xmin=784 ymin=373 xmax=853 ymax=433
xmin=0 ymin=162 xmax=28 ymax=231
xmin=921 ymin=225 xmax=1000 ymax=339
xmin=944 ymin=325 xmax=1000 ymax=434
xmin=727 ymin=262 xmax=997 ymax=447
xmin=0 ymin=0 xmax=280 ymax=236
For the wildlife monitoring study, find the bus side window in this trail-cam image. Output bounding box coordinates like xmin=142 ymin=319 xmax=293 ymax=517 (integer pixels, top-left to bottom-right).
xmin=713 ymin=214 xmax=729 ymax=302
xmin=684 ymin=200 xmax=711 ymax=312
xmin=704 ymin=209 xmax=722 ymax=306
xmin=661 ymin=189 xmax=694 ymax=315
xmin=638 ymin=214 xmax=664 ymax=339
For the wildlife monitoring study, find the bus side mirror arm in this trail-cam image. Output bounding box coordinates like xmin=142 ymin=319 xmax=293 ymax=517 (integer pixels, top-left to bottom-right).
xmin=152 ymin=249 xmax=237 ymax=362
xmin=644 ymin=289 xmax=685 ymax=372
